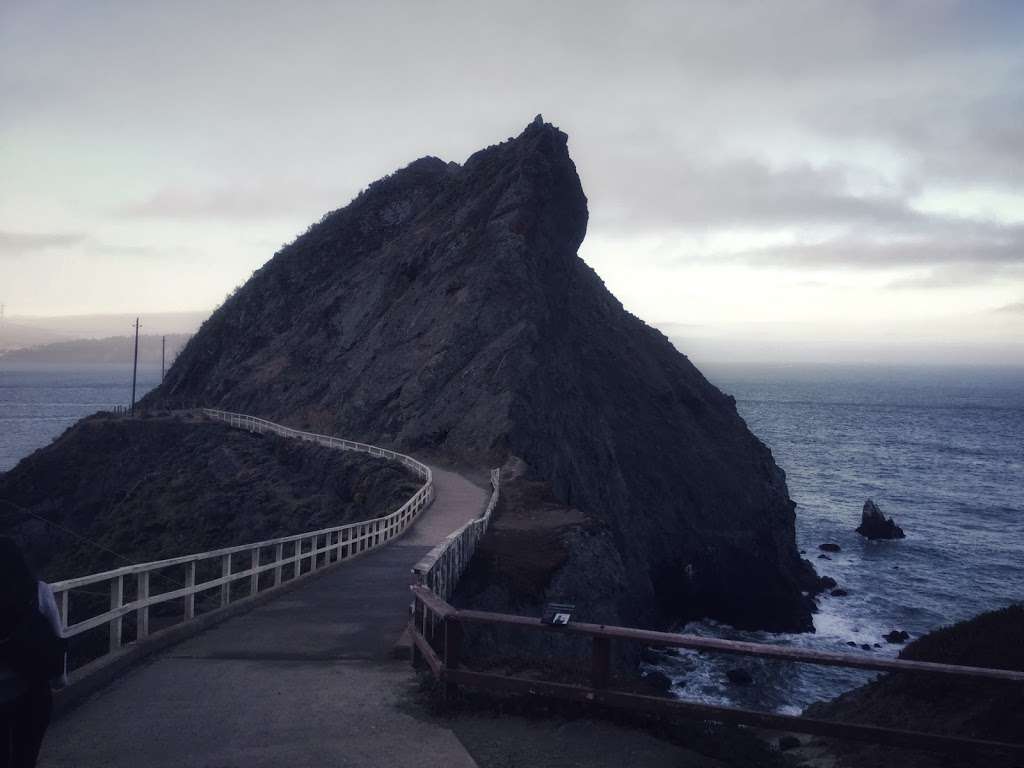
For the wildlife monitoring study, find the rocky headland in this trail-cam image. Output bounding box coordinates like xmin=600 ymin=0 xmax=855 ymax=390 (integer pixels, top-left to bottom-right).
xmin=141 ymin=116 xmax=819 ymax=636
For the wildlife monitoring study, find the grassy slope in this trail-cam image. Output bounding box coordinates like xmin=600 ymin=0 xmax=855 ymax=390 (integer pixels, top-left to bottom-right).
xmin=0 ymin=412 xmax=420 ymax=581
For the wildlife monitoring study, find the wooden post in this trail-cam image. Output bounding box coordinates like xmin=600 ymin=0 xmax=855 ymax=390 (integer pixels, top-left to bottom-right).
xmin=591 ymin=636 xmax=611 ymax=689
xmin=184 ymin=561 xmax=196 ymax=619
xmin=58 ymin=589 xmax=68 ymax=631
xmin=411 ymin=595 xmax=424 ymax=669
xmin=443 ymin=616 xmax=463 ymax=700
xmin=137 ymin=571 xmax=150 ymax=640
xmin=109 ymin=576 xmax=123 ymax=652
xmin=250 ymin=548 xmax=260 ymax=596
xmin=220 ymin=553 xmax=231 ymax=607
xmin=274 ymin=542 xmax=284 ymax=586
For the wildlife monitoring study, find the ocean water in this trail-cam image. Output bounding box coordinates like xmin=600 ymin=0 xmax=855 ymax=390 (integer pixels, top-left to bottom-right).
xmin=2 ymin=361 xmax=1022 ymax=712
xmin=648 ymin=364 xmax=1024 ymax=714
xmin=0 ymin=363 xmax=162 ymax=471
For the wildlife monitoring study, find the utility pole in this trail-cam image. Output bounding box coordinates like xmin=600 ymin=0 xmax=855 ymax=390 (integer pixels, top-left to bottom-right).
xmin=130 ymin=318 xmax=140 ymax=416
xmin=161 ymin=335 xmax=166 ymax=381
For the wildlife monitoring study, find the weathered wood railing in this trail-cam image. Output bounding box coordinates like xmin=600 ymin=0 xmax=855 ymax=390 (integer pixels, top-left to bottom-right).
xmin=411 ymin=467 xmax=499 ymax=601
xmin=49 ymin=409 xmax=433 ymax=676
xmin=409 ymin=587 xmax=1024 ymax=758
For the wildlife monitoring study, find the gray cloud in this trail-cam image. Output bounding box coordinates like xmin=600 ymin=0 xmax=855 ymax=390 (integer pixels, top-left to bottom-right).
xmin=117 ymin=180 xmax=349 ymax=221
xmin=0 ymin=231 xmax=84 ymax=259
xmin=1 ymin=0 xmax=1023 ymax=326
xmin=711 ymin=223 xmax=1024 ymax=280
xmin=994 ymin=301 xmax=1024 ymax=314
xmin=589 ymin=155 xmax=924 ymax=233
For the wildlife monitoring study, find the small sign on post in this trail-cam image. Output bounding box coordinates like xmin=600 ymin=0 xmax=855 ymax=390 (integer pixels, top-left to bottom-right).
xmin=541 ymin=602 xmax=575 ymax=626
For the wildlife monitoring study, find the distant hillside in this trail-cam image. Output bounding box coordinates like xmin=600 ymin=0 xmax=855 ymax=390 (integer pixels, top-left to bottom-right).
xmin=0 ymin=333 xmax=190 ymax=365
xmin=3 ymin=311 xmax=207 ymax=340
xmin=0 ymin=320 xmax=71 ymax=352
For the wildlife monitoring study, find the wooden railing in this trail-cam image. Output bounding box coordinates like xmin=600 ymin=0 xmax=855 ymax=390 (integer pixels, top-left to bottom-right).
xmin=50 ymin=409 xmax=433 ymax=675
xmin=411 ymin=468 xmax=499 ymax=601
xmin=409 ymin=587 xmax=1024 ymax=759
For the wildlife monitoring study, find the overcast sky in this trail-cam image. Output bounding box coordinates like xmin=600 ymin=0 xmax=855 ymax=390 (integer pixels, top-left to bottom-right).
xmin=1 ymin=1 xmax=1021 ymax=364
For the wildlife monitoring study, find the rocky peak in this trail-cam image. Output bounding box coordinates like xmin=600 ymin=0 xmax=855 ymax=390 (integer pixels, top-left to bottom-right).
xmin=146 ymin=117 xmax=817 ymax=634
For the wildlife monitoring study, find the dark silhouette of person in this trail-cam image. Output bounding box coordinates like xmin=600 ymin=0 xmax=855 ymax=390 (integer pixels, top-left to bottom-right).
xmin=0 ymin=538 xmax=66 ymax=767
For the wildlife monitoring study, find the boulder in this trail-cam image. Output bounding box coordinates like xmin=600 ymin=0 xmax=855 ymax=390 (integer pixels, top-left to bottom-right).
xmin=818 ymin=576 xmax=838 ymax=591
xmin=884 ymin=630 xmax=910 ymax=644
xmin=819 ymin=543 xmax=841 ymax=552
xmin=856 ymin=499 xmax=905 ymax=540
xmin=817 ymin=554 xmax=831 ymax=560
xmin=830 ymin=588 xmax=849 ymax=597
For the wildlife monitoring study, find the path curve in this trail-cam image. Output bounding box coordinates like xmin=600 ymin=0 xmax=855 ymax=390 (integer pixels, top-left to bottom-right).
xmin=40 ymin=464 xmax=488 ymax=768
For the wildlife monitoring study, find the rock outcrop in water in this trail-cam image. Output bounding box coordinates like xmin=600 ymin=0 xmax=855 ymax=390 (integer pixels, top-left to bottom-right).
xmin=144 ymin=116 xmax=818 ymax=633
xmin=857 ymin=499 xmax=905 ymax=540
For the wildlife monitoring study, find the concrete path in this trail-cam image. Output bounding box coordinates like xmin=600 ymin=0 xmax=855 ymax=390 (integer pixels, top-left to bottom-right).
xmin=41 ymin=466 xmax=488 ymax=768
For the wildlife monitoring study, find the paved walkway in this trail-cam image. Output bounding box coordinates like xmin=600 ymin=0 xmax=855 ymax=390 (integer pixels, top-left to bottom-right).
xmin=40 ymin=467 xmax=488 ymax=768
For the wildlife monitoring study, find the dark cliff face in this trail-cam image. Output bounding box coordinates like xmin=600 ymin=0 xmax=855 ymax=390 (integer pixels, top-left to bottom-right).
xmin=146 ymin=116 xmax=817 ymax=632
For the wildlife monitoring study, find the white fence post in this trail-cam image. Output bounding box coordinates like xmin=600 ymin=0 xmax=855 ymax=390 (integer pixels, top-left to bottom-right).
xmin=110 ymin=575 xmax=123 ymax=652
xmin=250 ymin=547 xmax=260 ymax=596
xmin=184 ymin=561 xmax=196 ymax=619
xmin=221 ymin=553 xmax=231 ymax=607
xmin=137 ymin=571 xmax=150 ymax=640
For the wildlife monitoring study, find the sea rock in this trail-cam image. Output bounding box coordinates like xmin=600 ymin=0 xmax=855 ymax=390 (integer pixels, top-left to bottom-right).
xmin=143 ymin=117 xmax=818 ymax=638
xmin=817 ymin=554 xmax=831 ymax=560
xmin=831 ymin=588 xmax=849 ymax=597
xmin=884 ymin=630 xmax=910 ymax=644
xmin=818 ymin=576 xmax=838 ymax=591
xmin=856 ymin=499 xmax=905 ymax=540
xmin=819 ymin=543 xmax=841 ymax=552
xmin=726 ymin=668 xmax=754 ymax=686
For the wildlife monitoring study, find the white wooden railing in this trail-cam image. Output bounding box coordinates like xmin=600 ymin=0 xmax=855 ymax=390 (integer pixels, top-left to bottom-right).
xmin=412 ymin=467 xmax=499 ymax=601
xmin=49 ymin=409 xmax=433 ymax=673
